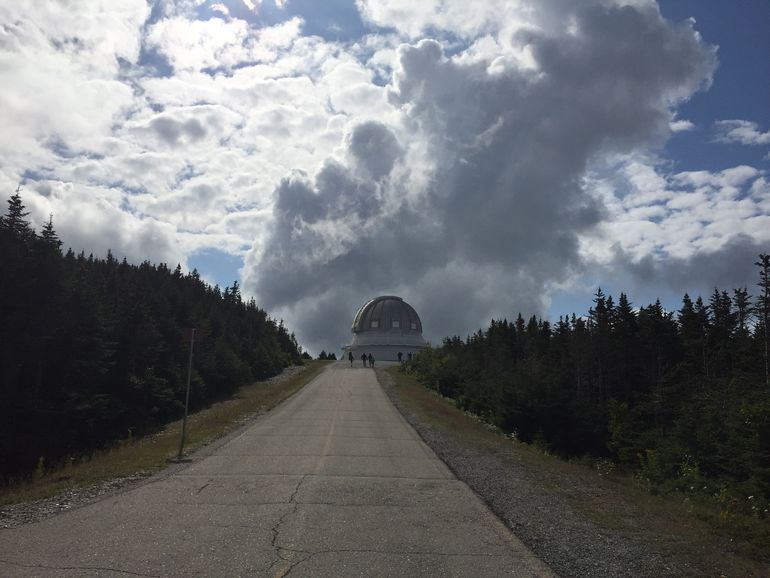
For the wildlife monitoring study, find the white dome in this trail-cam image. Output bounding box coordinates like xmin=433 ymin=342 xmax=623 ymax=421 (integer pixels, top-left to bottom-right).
xmin=343 ymin=296 xmax=428 ymax=361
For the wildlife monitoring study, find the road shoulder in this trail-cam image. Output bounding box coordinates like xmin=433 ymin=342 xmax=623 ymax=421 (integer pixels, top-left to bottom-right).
xmin=1 ymin=362 xmax=326 ymax=529
xmin=377 ymin=366 xmax=769 ymax=578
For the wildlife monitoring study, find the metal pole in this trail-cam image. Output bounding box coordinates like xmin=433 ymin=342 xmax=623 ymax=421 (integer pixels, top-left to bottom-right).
xmin=177 ymin=328 xmax=195 ymax=461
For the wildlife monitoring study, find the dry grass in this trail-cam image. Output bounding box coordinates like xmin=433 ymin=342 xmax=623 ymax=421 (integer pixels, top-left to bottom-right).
xmin=0 ymin=361 xmax=328 ymax=506
xmin=388 ymin=366 xmax=770 ymax=576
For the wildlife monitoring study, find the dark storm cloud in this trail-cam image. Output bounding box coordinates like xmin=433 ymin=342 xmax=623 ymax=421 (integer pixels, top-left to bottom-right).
xmin=620 ymin=234 xmax=766 ymax=296
xmin=347 ymin=121 xmax=403 ymax=180
xmin=246 ymin=1 xmax=717 ymax=353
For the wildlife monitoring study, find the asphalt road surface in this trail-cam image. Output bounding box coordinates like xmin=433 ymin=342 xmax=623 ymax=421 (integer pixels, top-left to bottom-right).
xmin=0 ymin=363 xmax=553 ymax=577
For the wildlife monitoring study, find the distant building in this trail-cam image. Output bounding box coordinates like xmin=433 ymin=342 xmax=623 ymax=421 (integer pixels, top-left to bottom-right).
xmin=343 ymin=295 xmax=428 ymax=362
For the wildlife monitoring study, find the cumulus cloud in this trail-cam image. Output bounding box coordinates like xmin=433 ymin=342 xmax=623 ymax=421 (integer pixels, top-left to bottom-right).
xmin=0 ymin=1 xmax=175 ymax=266
xmin=715 ymin=120 xmax=770 ymax=146
xmin=23 ymin=180 xmax=185 ymax=267
xmin=4 ymin=0 xmax=767 ymax=357
xmin=145 ymin=14 xmax=302 ymax=72
xmin=243 ymin=0 xmax=259 ymax=12
xmin=126 ymin=104 xmax=242 ymax=150
xmin=1 ymin=3 xmax=346 ymax=277
xmin=582 ymin=159 xmax=770 ymax=298
xmin=211 ymin=3 xmax=230 ymax=16
xmin=356 ymin=0 xmax=511 ymax=40
xmin=621 ymin=234 xmax=766 ymax=297
xmin=670 ymin=119 xmax=695 ymax=132
xmin=0 ymin=2 xmax=147 ymax=171
xmin=244 ymin=0 xmax=718 ymax=352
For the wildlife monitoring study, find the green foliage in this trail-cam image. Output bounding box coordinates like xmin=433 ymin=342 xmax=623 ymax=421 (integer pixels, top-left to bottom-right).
xmin=675 ymin=454 xmax=705 ymax=493
xmin=0 ymin=191 xmax=302 ymax=478
xmin=637 ymin=449 xmax=665 ymax=491
xmin=404 ymin=256 xmax=770 ymax=511
xmin=607 ymin=400 xmax=638 ymax=466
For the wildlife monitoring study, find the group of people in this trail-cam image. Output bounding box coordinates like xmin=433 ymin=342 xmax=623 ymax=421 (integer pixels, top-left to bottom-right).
xmin=346 ymin=350 xmax=414 ymax=367
xmin=348 ymin=351 xmax=376 ymax=367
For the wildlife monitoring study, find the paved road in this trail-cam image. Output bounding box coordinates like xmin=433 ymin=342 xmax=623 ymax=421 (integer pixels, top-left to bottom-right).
xmin=0 ymin=363 xmax=552 ymax=577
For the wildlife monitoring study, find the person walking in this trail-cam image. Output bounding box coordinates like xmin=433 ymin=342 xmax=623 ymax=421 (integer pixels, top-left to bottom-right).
xmin=368 ymin=353 xmax=375 ymax=368
xmin=397 ymin=351 xmax=403 ymax=363
xmin=348 ymin=351 xmax=354 ymax=367
xmin=361 ymin=353 xmax=367 ymax=367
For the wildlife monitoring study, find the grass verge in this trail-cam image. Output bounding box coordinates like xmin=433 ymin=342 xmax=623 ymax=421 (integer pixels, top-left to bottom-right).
xmin=1 ymin=361 xmax=328 ymax=507
xmin=387 ymin=366 xmax=770 ymax=576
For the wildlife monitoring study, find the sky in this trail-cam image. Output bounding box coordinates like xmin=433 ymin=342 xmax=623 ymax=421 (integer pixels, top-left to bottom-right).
xmin=1 ymin=0 xmax=769 ymax=355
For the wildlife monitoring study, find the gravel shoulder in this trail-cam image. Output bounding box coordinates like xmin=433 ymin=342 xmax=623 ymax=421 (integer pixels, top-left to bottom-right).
xmin=377 ymin=367 xmax=769 ymax=578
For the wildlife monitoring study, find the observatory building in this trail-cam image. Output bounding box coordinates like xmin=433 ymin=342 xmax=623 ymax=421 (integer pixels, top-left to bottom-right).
xmin=343 ymin=296 xmax=428 ymax=362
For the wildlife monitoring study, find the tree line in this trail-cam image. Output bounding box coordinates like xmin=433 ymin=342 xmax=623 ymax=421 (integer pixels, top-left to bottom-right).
xmin=0 ymin=190 xmax=303 ymax=479
xmin=405 ymin=256 xmax=770 ymax=514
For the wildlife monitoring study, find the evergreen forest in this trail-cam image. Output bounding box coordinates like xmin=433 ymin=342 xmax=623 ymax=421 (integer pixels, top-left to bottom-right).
xmin=405 ymin=256 xmax=770 ymax=515
xmin=0 ymin=191 xmax=302 ymax=479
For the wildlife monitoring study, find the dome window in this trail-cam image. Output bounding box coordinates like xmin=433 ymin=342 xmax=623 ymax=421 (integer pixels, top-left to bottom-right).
xmin=411 ymin=322 xmax=417 ymax=330
xmin=370 ymin=320 xmax=379 ymax=328
xmin=392 ymin=320 xmax=400 ymax=328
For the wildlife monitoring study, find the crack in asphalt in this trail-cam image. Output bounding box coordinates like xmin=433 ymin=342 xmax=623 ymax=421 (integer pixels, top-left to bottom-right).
xmin=268 ymin=475 xmax=310 ymax=577
xmin=0 ymin=558 xmax=160 ymax=577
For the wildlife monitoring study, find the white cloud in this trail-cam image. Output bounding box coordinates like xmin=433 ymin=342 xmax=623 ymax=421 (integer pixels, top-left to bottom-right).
xmin=210 ymin=3 xmax=230 ymax=16
xmin=356 ymin=0 xmax=530 ymax=40
xmin=23 ymin=180 xmax=186 ymax=266
xmin=582 ymin=159 xmax=769 ymax=265
xmin=146 ymin=15 xmax=303 ymax=72
xmin=672 ymin=165 xmax=759 ymax=189
xmin=3 ymin=0 xmax=764 ymax=355
xmin=0 ymin=2 xmax=147 ymax=172
xmin=245 ymin=1 xmax=718 ymax=351
xmin=240 ymin=0 xmax=261 ymax=13
xmin=0 ymin=3 xmax=327 ymax=272
xmin=715 ymin=120 xmax=770 ymax=146
xmin=670 ymin=119 xmax=695 ymax=132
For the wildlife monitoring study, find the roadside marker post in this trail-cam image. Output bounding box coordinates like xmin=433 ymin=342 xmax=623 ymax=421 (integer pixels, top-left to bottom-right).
xmin=176 ymin=327 xmax=196 ymax=461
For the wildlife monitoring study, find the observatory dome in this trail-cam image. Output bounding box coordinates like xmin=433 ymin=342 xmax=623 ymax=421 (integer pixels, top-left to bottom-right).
xmin=352 ymin=295 xmax=423 ymax=335
xmin=343 ymin=296 xmax=428 ymax=362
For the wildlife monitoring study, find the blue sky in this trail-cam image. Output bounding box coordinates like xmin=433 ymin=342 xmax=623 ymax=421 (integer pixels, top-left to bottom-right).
xmin=659 ymin=0 xmax=770 ymax=171
xmin=2 ymin=0 xmax=769 ymax=353
xmin=260 ymin=0 xmax=367 ymax=41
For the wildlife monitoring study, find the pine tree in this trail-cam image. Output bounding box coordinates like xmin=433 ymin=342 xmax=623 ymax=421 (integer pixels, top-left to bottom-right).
xmin=0 ymin=186 xmax=34 ymax=241
xmin=732 ymin=287 xmax=753 ymax=374
xmin=678 ymin=293 xmax=703 ymax=378
xmin=709 ymin=288 xmax=735 ymax=378
xmin=615 ymin=293 xmax=639 ymax=402
xmin=756 ymin=254 xmax=770 ymax=387
xmin=589 ymin=288 xmax=611 ymax=400
xmin=0 ymin=204 xmax=302 ymax=478
xmin=570 ymin=314 xmax=589 ymax=399
xmin=693 ymin=296 xmax=710 ymax=377
xmin=40 ymin=215 xmax=62 ymax=250
xmin=400 ymin=256 xmax=770 ymax=505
